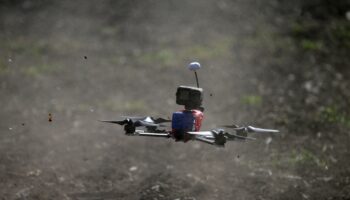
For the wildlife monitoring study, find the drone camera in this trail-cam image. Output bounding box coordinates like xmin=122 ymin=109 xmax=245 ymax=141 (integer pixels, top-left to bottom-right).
xmin=176 ymin=86 xmax=203 ymax=109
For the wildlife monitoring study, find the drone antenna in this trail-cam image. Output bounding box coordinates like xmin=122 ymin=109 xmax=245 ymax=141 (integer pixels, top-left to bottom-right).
xmin=188 ymin=62 xmax=201 ymax=88
xmin=194 ymin=71 xmax=199 ymax=88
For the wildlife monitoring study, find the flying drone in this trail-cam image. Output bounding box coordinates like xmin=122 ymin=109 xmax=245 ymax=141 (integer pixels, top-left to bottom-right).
xmin=101 ymin=62 xmax=279 ymax=147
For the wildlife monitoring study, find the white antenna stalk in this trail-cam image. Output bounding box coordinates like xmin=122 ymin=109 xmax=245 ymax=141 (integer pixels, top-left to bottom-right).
xmin=188 ymin=62 xmax=201 ymax=88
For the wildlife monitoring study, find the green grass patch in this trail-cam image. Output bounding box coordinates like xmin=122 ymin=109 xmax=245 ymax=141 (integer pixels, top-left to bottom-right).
xmin=123 ymin=100 xmax=147 ymax=113
xmin=300 ymin=39 xmax=324 ymax=51
xmin=181 ymin=38 xmax=233 ymax=60
xmin=0 ymin=59 xmax=9 ymax=75
xmin=291 ymin=21 xmax=319 ymax=37
xmin=291 ymin=22 xmax=306 ymax=35
xmin=23 ymin=64 xmax=63 ymax=77
xmin=330 ymin=21 xmax=350 ymax=49
xmin=289 ymin=149 xmax=328 ymax=169
xmin=7 ymin=38 xmax=49 ymax=57
xmin=241 ymin=95 xmax=262 ymax=106
xmin=135 ymin=37 xmax=233 ymax=67
xmin=138 ymin=49 xmax=176 ymax=67
xmin=291 ymin=19 xmax=350 ymax=51
xmin=318 ymin=105 xmax=350 ymax=127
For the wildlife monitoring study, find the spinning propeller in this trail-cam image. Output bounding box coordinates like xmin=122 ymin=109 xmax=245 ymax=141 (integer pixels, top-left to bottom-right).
xmin=223 ymin=124 xmax=279 ymax=134
xmin=100 ymin=116 xmax=171 ymax=128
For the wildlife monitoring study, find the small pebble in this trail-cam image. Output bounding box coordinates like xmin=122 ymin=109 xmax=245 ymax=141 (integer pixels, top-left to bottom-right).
xmin=346 ymin=11 xmax=350 ymax=21
xmin=129 ymin=166 xmax=138 ymax=172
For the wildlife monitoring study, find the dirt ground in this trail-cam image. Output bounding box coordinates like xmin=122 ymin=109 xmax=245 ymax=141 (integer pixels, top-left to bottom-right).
xmin=1 ymin=0 xmax=350 ymax=199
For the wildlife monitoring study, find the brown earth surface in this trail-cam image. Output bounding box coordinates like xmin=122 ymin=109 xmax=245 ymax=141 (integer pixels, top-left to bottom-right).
xmin=0 ymin=1 xmax=350 ymax=199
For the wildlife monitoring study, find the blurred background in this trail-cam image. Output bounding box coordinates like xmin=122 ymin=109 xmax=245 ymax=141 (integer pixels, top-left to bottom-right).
xmin=0 ymin=0 xmax=350 ymax=199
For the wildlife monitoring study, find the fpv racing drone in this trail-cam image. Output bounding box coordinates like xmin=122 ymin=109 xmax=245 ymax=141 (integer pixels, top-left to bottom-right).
xmin=101 ymin=62 xmax=279 ymax=147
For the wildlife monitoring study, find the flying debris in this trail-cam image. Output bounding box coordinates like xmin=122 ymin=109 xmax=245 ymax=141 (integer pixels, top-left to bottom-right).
xmin=48 ymin=113 xmax=53 ymax=122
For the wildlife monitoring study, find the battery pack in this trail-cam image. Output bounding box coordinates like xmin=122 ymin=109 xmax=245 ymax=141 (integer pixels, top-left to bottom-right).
xmin=172 ymin=111 xmax=195 ymax=131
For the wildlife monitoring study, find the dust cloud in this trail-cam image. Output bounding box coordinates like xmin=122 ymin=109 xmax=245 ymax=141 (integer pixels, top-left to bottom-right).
xmin=1 ymin=0 xmax=349 ymax=199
